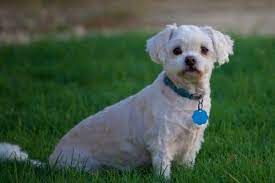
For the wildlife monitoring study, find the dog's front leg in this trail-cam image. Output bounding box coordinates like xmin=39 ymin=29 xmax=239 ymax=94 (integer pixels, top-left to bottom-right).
xmin=179 ymin=151 xmax=196 ymax=168
xmin=152 ymin=152 xmax=172 ymax=179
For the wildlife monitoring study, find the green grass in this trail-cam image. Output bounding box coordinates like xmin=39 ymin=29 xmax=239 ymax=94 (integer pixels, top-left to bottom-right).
xmin=0 ymin=33 xmax=274 ymax=182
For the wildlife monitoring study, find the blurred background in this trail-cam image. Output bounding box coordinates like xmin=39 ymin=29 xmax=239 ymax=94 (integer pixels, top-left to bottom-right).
xmin=0 ymin=1 xmax=274 ymax=182
xmin=0 ymin=0 xmax=275 ymax=43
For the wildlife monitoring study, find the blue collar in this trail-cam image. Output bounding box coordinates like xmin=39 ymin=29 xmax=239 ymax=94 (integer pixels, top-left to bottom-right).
xmin=163 ymin=74 xmax=202 ymax=100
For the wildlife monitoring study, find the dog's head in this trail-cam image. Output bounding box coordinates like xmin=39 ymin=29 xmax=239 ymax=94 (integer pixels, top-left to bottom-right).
xmin=146 ymin=24 xmax=233 ymax=82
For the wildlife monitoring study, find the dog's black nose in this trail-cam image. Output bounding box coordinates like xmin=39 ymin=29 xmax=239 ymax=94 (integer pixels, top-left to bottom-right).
xmin=185 ymin=56 xmax=196 ymax=66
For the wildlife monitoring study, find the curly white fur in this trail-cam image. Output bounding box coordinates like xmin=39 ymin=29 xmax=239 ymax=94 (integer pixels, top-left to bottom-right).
xmin=0 ymin=142 xmax=41 ymax=166
xmin=0 ymin=143 xmax=28 ymax=161
xmin=1 ymin=24 xmax=233 ymax=179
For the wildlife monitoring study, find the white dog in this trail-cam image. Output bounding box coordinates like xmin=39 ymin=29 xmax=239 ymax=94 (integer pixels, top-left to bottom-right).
xmin=0 ymin=24 xmax=233 ymax=179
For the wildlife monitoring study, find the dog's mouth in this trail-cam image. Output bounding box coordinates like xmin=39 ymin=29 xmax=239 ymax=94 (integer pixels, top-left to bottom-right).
xmin=182 ymin=66 xmax=201 ymax=74
xmin=177 ymin=67 xmax=203 ymax=78
xmin=185 ymin=67 xmax=199 ymax=72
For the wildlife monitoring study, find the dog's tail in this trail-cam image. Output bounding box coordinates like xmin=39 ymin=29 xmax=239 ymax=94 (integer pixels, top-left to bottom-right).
xmin=0 ymin=142 xmax=43 ymax=166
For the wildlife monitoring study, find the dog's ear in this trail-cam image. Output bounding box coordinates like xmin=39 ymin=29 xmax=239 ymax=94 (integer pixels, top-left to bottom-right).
xmin=146 ymin=24 xmax=177 ymax=64
xmin=201 ymin=26 xmax=234 ymax=65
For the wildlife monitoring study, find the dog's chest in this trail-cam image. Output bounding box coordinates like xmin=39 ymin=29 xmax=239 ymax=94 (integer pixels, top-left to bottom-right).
xmin=155 ymin=96 xmax=210 ymax=157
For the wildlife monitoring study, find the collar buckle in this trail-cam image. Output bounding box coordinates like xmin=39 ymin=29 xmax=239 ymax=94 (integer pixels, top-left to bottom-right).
xmin=190 ymin=94 xmax=203 ymax=100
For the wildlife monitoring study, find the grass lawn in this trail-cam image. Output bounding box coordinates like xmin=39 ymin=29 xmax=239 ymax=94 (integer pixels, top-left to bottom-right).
xmin=0 ymin=33 xmax=274 ymax=182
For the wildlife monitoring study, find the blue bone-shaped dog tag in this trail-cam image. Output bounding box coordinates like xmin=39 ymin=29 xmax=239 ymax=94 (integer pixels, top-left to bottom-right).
xmin=192 ymin=110 xmax=208 ymax=125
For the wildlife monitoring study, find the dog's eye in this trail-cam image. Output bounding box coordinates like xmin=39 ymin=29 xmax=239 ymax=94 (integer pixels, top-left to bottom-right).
xmin=173 ymin=47 xmax=182 ymax=55
xmin=201 ymin=46 xmax=209 ymax=55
